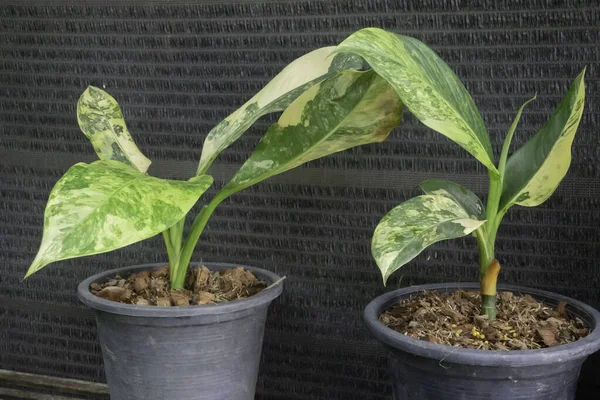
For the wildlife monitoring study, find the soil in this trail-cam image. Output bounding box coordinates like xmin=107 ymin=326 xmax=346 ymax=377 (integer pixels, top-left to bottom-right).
xmin=90 ymin=265 xmax=266 ymax=306
xmin=380 ymin=290 xmax=589 ymax=350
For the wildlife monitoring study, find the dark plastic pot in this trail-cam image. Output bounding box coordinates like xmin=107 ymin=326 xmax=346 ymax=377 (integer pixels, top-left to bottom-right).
xmin=78 ymin=262 xmax=283 ymax=400
xmin=364 ymin=283 xmax=600 ymax=400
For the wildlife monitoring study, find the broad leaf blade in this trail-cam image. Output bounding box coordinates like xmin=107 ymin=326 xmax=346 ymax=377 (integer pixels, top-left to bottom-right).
xmin=334 ymin=28 xmax=497 ymax=175
xmin=221 ymin=70 xmax=402 ymax=196
xmin=26 ymin=161 xmax=213 ymax=277
xmin=196 ymin=47 xmax=363 ymax=175
xmin=77 ymin=87 xmax=151 ymax=173
xmin=372 ymin=195 xmax=485 ymax=284
xmin=419 ymin=179 xmax=485 ymax=219
xmin=499 ymin=69 xmax=586 ymax=210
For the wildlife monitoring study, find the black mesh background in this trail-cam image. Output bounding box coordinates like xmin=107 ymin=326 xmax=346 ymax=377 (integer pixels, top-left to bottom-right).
xmin=1 ymin=1 xmax=599 ymax=399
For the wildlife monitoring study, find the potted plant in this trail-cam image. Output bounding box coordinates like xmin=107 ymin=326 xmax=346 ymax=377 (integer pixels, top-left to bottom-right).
xmin=24 ymin=46 xmax=403 ymax=399
xmin=335 ymin=29 xmax=600 ymax=399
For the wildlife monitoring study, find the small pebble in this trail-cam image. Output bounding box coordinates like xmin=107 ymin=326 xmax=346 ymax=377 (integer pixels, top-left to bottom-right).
xmin=155 ymin=297 xmax=171 ymax=307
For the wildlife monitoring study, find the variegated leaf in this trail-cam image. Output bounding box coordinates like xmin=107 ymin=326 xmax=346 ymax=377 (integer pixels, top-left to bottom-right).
xmin=372 ymin=195 xmax=485 ymax=284
xmin=499 ymin=69 xmax=586 ymax=210
xmin=419 ymin=179 xmax=485 ymax=220
xmin=196 ymin=48 xmax=363 ymax=175
xmin=77 ymin=86 xmax=151 ymax=173
xmin=26 ymin=161 xmax=213 ymax=277
xmin=221 ymin=70 xmax=402 ymax=196
xmin=334 ymin=28 xmax=497 ymax=175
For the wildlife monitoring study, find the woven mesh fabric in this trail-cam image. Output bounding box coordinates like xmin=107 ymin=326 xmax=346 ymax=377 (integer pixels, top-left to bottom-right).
xmin=0 ymin=1 xmax=599 ymax=398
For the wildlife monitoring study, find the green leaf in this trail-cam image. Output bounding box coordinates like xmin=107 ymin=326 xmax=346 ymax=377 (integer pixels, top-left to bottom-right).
xmin=499 ymin=69 xmax=586 ymax=210
xmin=372 ymin=195 xmax=486 ymax=284
xmin=497 ymin=95 xmax=538 ymax=177
xmin=196 ymin=47 xmax=363 ymax=175
xmin=77 ymin=86 xmax=151 ymax=173
xmin=334 ymin=28 xmax=497 ymax=175
xmin=419 ymin=179 xmax=485 ymax=220
xmin=221 ymin=70 xmax=402 ymax=196
xmin=26 ymin=161 xmax=213 ymax=277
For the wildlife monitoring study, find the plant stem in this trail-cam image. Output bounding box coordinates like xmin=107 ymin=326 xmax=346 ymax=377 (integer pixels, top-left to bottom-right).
xmin=171 ymin=191 xmax=229 ymax=289
xmin=474 ymin=227 xmax=493 ymax=276
xmin=480 ymin=259 xmax=501 ymax=320
xmin=163 ymin=218 xmax=185 ymax=281
xmin=162 ymin=230 xmax=177 ymax=277
xmin=485 ymin=171 xmax=502 ymax=233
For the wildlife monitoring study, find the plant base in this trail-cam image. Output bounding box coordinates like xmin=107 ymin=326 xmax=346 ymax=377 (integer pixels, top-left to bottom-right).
xmin=365 ymin=283 xmax=600 ymax=400
xmin=78 ymin=262 xmax=283 ymax=400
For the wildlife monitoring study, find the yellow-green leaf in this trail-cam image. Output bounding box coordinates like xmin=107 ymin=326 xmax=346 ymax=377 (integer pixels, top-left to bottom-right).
xmin=196 ymin=47 xmax=363 ymax=175
xmin=221 ymin=70 xmax=402 ymax=197
xmin=499 ymin=69 xmax=586 ymax=210
xmin=77 ymin=86 xmax=151 ymax=173
xmin=26 ymin=161 xmax=213 ymax=277
xmin=372 ymin=195 xmax=486 ymax=284
xmin=334 ymin=28 xmax=497 ymax=175
xmin=419 ymin=179 xmax=485 ymax=220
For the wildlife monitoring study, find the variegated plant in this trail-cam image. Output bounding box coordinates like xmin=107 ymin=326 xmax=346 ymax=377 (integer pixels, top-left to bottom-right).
xmin=25 ymin=45 xmax=403 ymax=290
xmin=342 ymin=28 xmax=587 ymax=319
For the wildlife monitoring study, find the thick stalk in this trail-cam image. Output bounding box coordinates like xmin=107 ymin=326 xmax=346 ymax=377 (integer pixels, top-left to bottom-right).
xmin=171 ymin=192 xmax=228 ymax=288
xmin=480 ymin=259 xmax=501 ymax=320
xmin=485 ymin=171 xmax=502 ymax=231
xmin=162 ymin=230 xmax=178 ymax=278
xmin=163 ymin=218 xmax=185 ymax=283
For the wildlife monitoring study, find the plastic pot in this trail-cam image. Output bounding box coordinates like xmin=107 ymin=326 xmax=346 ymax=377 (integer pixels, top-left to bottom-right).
xmin=364 ymin=283 xmax=600 ymax=400
xmin=78 ymin=262 xmax=283 ymax=400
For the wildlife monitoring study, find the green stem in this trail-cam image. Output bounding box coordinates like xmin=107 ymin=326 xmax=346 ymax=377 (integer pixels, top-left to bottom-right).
xmin=171 ymin=191 xmax=229 ymax=289
xmin=475 ymin=227 xmax=493 ymax=276
xmin=162 ymin=230 xmax=178 ymax=278
xmin=481 ymin=293 xmax=497 ymax=320
xmin=485 ymin=171 xmax=502 ymax=232
xmin=164 ymin=218 xmax=185 ymax=282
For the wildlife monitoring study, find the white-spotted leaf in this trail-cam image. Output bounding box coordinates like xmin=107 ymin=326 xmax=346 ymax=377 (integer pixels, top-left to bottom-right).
xmin=77 ymin=86 xmax=151 ymax=173
xmin=500 ymin=69 xmax=586 ymax=210
xmin=196 ymin=47 xmax=363 ymax=175
xmin=419 ymin=179 xmax=485 ymax=220
xmin=221 ymin=70 xmax=402 ymax=196
xmin=26 ymin=161 xmax=213 ymax=277
xmin=334 ymin=28 xmax=497 ymax=175
xmin=372 ymin=195 xmax=485 ymax=284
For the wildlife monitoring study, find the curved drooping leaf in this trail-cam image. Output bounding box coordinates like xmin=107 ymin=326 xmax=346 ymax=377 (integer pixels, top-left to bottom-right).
xmin=77 ymin=86 xmax=151 ymax=173
xmin=220 ymin=70 xmax=402 ymax=197
xmin=372 ymin=195 xmax=485 ymax=284
xmin=26 ymin=161 xmax=213 ymax=277
xmin=499 ymin=69 xmax=586 ymax=211
xmin=333 ymin=28 xmax=497 ymax=175
xmin=196 ymin=48 xmax=363 ymax=175
xmin=419 ymin=179 xmax=485 ymax=220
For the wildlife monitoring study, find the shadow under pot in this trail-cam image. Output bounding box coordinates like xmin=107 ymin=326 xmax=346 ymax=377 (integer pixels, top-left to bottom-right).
xmin=77 ymin=262 xmax=283 ymax=400
xmin=364 ymin=283 xmax=600 ymax=400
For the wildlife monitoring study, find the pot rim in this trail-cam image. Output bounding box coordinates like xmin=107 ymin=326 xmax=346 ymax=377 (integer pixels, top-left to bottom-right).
xmin=77 ymin=262 xmax=283 ymax=318
xmin=364 ymin=282 xmax=600 ymax=367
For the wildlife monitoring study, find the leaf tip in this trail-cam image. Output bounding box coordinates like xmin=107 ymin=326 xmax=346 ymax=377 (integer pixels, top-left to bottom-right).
xmin=381 ymin=273 xmax=389 ymax=287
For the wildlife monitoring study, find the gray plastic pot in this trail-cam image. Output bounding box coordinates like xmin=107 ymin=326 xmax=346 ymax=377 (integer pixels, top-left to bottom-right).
xmin=364 ymin=283 xmax=600 ymax=400
xmin=78 ymin=262 xmax=283 ymax=400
